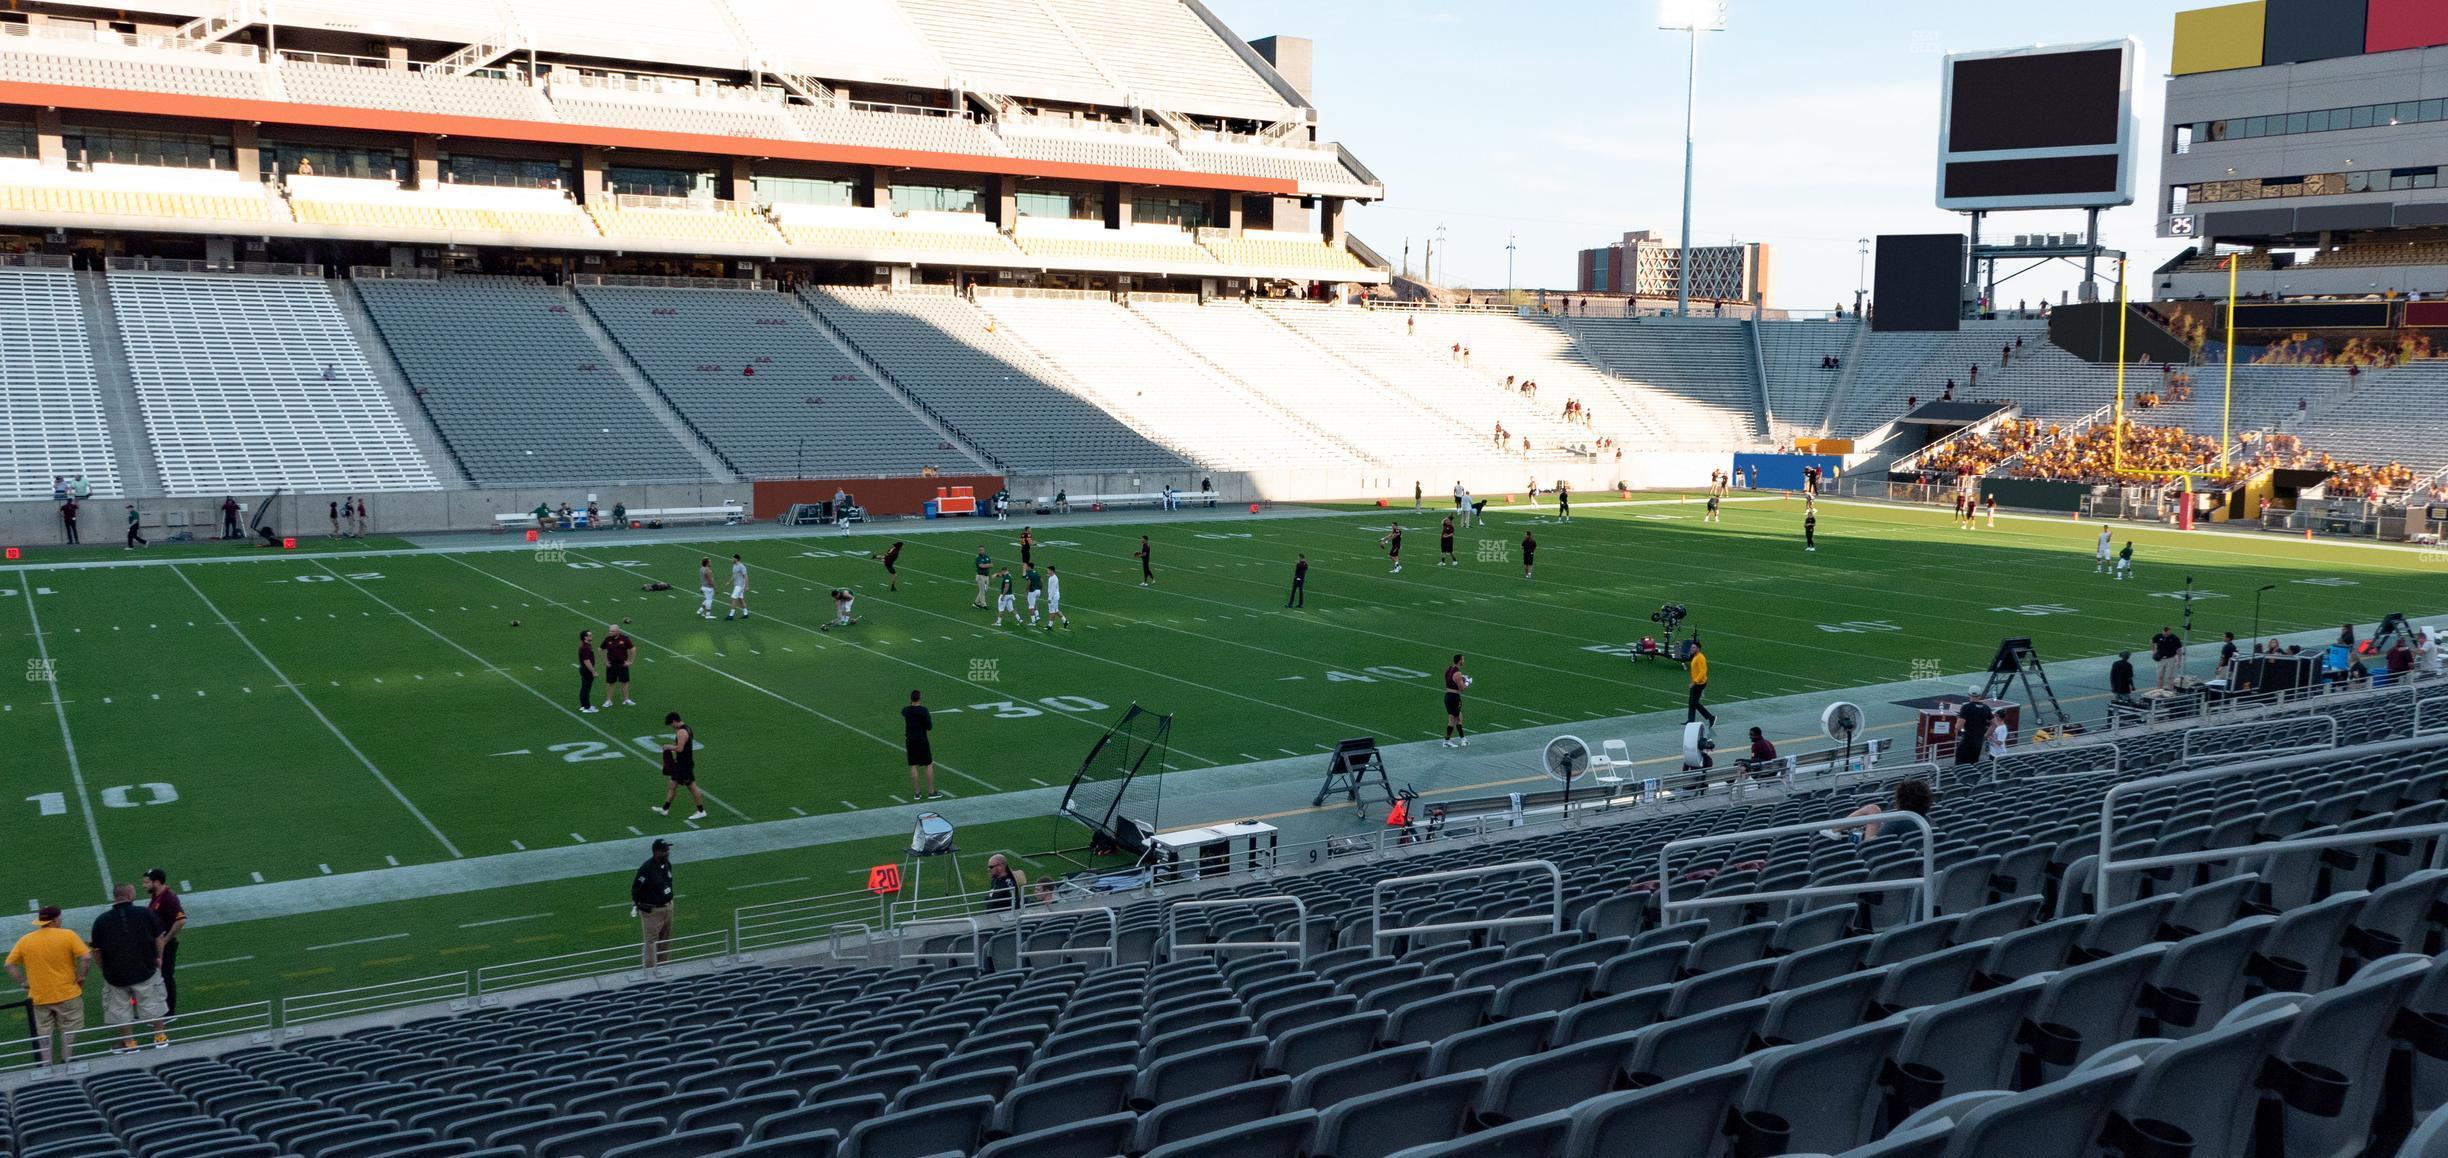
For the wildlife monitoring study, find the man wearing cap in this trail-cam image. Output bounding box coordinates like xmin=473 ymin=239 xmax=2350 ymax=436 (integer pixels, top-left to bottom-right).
xmin=5 ymin=905 xmax=90 ymax=1066
xmin=632 ymin=839 xmax=675 ymax=969
xmin=88 ymin=884 xmax=168 ymax=1052
xmin=143 ymin=869 xmax=186 ymax=1014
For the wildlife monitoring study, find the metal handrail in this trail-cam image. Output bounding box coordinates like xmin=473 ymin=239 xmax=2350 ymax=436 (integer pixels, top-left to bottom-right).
xmin=1658 ymin=810 xmax=1937 ymax=925
xmin=2418 ymin=694 xmax=2448 ymax=737
xmin=1163 ymin=896 xmax=1310 ymax=963
xmin=895 ymin=917 xmax=985 ymax=969
xmin=999 ymin=906 xmax=1120 ymax=964
xmin=2093 ymin=733 xmax=2448 ymax=910
xmin=1 ymin=1000 xmax=275 ymax=1073
xmin=2104 ymin=822 xmax=2448 ymax=904
xmin=733 ymin=889 xmax=892 ymax=957
xmin=2180 ymin=713 xmax=2336 ymax=766
xmin=474 ymin=928 xmax=730 ymax=995
xmin=280 ymin=973 xmax=469 ymax=1028
xmin=1370 ymin=860 xmax=1562 ymax=948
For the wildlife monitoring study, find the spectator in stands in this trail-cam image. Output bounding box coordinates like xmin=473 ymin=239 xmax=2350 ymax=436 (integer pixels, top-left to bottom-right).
xmin=1953 ymin=693 xmax=1993 ymax=765
xmin=51 ymin=476 xmax=67 ymax=505
xmin=584 ymin=500 xmax=600 ymax=528
xmin=1746 ymin=727 xmax=1776 ymax=767
xmin=532 ymin=502 xmax=551 ymax=529
xmin=2386 ymin=636 xmax=2415 ymax=687
xmin=2418 ymin=628 xmax=2444 ymax=678
xmin=5 ymin=905 xmax=88 ymax=1068
xmin=2152 ymin=626 xmax=2185 ymax=689
xmin=59 ymin=497 xmax=78 ymax=545
xmin=1837 ymin=778 xmax=1932 ymax=842
xmin=631 ymin=839 xmax=674 ymax=969
xmin=89 ymin=884 xmax=167 ymax=1054
xmin=986 ymin=854 xmax=1026 ymax=912
xmin=141 ymin=870 xmax=183 ymax=1015
xmin=611 ymin=500 xmax=626 ymax=527
xmin=2216 ymin=632 xmax=2239 ymax=682
xmin=73 ymin=475 xmax=89 ymax=504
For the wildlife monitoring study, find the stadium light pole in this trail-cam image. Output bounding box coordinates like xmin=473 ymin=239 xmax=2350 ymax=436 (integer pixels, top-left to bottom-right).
xmin=1505 ymin=232 xmax=1516 ymax=303
xmin=1660 ymin=0 xmax=1726 ymax=318
xmin=1854 ymin=237 xmax=1870 ymax=316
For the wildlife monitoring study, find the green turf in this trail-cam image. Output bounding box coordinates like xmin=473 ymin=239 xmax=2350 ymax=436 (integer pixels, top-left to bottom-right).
xmin=3 ymin=495 xmax=2439 ymax=1012
xmin=8 ymin=534 xmax=420 ymax=565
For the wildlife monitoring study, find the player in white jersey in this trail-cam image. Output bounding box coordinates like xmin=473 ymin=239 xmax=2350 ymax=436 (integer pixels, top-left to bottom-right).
xmin=726 ymin=554 xmax=749 ymax=619
xmin=2095 ymin=527 xmax=2113 ymax=573
xmin=1043 ymin=565 xmax=1069 ymax=630
xmin=698 ymin=557 xmax=717 ymax=618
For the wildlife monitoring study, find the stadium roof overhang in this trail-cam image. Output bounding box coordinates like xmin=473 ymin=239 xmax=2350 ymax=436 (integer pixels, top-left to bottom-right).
xmin=0 ymin=80 xmax=1315 ymax=198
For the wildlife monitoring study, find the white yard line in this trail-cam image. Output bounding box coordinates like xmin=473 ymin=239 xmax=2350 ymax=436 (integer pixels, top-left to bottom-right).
xmin=169 ymin=566 xmax=463 ymax=858
xmin=21 ymin=587 xmax=111 ymax=894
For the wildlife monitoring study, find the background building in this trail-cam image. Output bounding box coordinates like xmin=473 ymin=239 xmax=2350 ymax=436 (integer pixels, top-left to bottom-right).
xmin=1575 ymin=230 xmax=1770 ymax=311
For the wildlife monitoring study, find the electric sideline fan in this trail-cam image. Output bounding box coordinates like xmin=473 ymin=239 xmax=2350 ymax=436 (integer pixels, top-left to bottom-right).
xmin=1543 ymin=735 xmax=1593 ymax=786
xmin=1822 ymin=701 xmax=1864 ymax=772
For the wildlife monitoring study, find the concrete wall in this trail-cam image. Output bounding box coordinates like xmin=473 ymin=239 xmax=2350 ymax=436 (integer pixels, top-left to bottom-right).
xmin=3 ymin=483 xmax=753 ymax=548
xmin=0 ymin=456 xmax=1736 ymax=548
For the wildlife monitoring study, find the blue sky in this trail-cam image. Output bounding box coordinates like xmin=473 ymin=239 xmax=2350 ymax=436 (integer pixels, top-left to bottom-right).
xmin=1203 ymin=0 xmax=2197 ymax=312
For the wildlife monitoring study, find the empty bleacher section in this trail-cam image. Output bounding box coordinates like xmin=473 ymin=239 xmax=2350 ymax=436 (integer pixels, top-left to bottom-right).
xmin=543 ymin=71 xmax=796 ymax=139
xmin=0 ymin=265 xmax=120 ymax=500
xmin=353 ymin=277 xmax=709 ymax=486
xmin=11 ymin=685 xmax=2443 ymax=1156
xmin=769 ymin=205 xmax=1021 ymax=262
xmin=980 ymin=295 xmax=1363 ymax=471
xmin=585 ymin=195 xmax=784 ymax=249
xmin=1126 ymin=299 xmax=1496 ymax=467
xmin=284 ymin=175 xmax=594 ymax=238
xmin=0 ymin=159 xmax=288 ymax=227
xmin=105 ymin=272 xmax=435 ymax=495
xmin=891 ymin=0 xmax=1123 ymax=104
xmin=1013 ymin=217 xmax=1218 ymax=271
xmin=2297 ymin=359 xmax=2448 ymax=474
xmin=1042 ymin=0 xmax=1293 ymax=116
xmin=576 ymin=284 xmax=964 ymax=477
xmin=1177 ymin=137 xmax=1369 ymax=188
xmin=1196 ymin=229 xmax=1368 ymax=279
xmin=993 ymin=114 xmax=1182 ymax=169
xmin=1399 ymin=310 xmax=1672 ymax=445
xmin=1833 ymin=321 xmax=2121 ymax=436
xmin=1757 ymin=319 xmax=1857 ymax=438
xmin=789 ymin=102 xmax=1009 ymax=158
xmin=1260 ymin=302 xmax=1593 ymax=460
xmin=272 ymin=59 xmax=552 ymax=122
xmin=0 ymin=24 xmax=266 ymax=99
xmin=802 ymin=286 xmax=1184 ymax=473
xmin=1559 ymin=317 xmax=1766 ymax=445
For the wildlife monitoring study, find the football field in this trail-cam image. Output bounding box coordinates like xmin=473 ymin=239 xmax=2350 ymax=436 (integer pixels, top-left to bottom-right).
xmin=4 ymin=493 xmax=2441 ymax=1012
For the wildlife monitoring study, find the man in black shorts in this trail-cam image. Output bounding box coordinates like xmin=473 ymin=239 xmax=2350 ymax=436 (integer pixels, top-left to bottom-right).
xmin=651 ymin=711 xmax=705 ymax=821
xmin=1556 ymin=481 xmax=1571 ymax=522
xmin=1804 ymin=508 xmax=1818 ymax=553
xmin=877 ymin=540 xmax=904 ymax=591
xmin=1019 ymin=527 xmax=1035 ymax=568
xmin=1521 ymin=529 xmax=1537 ymax=580
xmin=602 ymin=624 xmax=635 ymax=707
xmin=1381 ymin=522 xmax=1403 ymax=574
xmin=1442 ymin=654 xmax=1469 ymax=747
xmin=1134 ymin=536 xmax=1153 ymax=587
xmin=1439 ymin=516 xmax=1457 ymax=566
xmin=903 ymin=689 xmax=936 ymax=801
xmin=1287 ymin=553 xmax=1307 ymax=608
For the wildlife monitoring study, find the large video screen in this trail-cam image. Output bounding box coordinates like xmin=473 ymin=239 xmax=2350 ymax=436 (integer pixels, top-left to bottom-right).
xmin=1936 ymin=39 xmax=2137 ymax=212
xmin=1871 ymin=234 xmax=1964 ymax=333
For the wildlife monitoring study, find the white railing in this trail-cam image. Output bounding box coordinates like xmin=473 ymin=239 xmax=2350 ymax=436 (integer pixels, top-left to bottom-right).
xmin=733 ymin=889 xmax=894 ymax=957
xmin=1657 ymin=810 xmax=1938 ymax=925
xmin=0 ymin=17 xmax=260 ymax=60
xmin=280 ymin=973 xmax=468 ymax=1028
xmin=1164 ymin=896 xmax=1310 ymax=963
xmin=474 ymin=928 xmax=731 ymax=995
xmin=2 ymin=1000 xmax=274 ymax=1075
xmin=2092 ymin=734 xmax=2445 ymax=910
xmin=1007 ymin=906 xmax=1118 ymax=965
xmin=1890 ymin=406 xmax=2021 ymax=477
xmin=1989 ymin=402 xmax=2113 ymax=477
xmin=104 ymin=256 xmax=317 ymax=278
xmin=0 ymin=253 xmax=75 ymax=271
xmin=2418 ymin=694 xmax=2448 ymax=737
xmin=1370 ymin=860 xmax=1562 ymax=948
xmin=570 ymin=273 xmax=777 ymax=292
xmin=2180 ymin=713 xmax=2337 ymax=766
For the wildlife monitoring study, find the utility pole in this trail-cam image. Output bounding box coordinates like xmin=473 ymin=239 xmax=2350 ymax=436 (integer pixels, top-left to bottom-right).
xmin=1660 ymin=0 xmax=1727 ymax=318
xmin=1505 ymin=232 xmax=1517 ymax=302
xmin=1854 ymin=236 xmax=1870 ymax=317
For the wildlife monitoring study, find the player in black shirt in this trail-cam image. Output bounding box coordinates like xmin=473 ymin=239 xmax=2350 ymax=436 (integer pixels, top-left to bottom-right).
xmin=1287 ymin=553 xmax=1307 ymax=608
xmin=1134 ymin=536 xmax=1153 ymax=587
xmin=903 ymin=689 xmax=936 ymax=801
xmin=651 ymin=712 xmax=705 ymax=820
xmin=1521 ymin=530 xmax=1537 ymax=580
xmin=1804 ymin=508 xmax=1818 ymax=552
xmin=1381 ymin=522 xmax=1403 ymax=573
xmin=1439 ymin=516 xmax=1456 ymax=566
xmin=876 ymin=540 xmax=904 ymax=591
xmin=1556 ymin=481 xmax=1571 ymax=522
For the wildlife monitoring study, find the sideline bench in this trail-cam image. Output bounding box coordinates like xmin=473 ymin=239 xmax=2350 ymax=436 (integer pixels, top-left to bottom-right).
xmin=1027 ymin=490 xmax=1218 ymax=513
xmin=494 ymin=502 xmax=743 ymax=531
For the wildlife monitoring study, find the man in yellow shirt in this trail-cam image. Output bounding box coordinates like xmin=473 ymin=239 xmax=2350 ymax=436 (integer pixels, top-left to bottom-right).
xmin=1684 ymin=641 xmax=1715 ymax=727
xmin=6 ymin=905 xmax=91 ymax=1066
